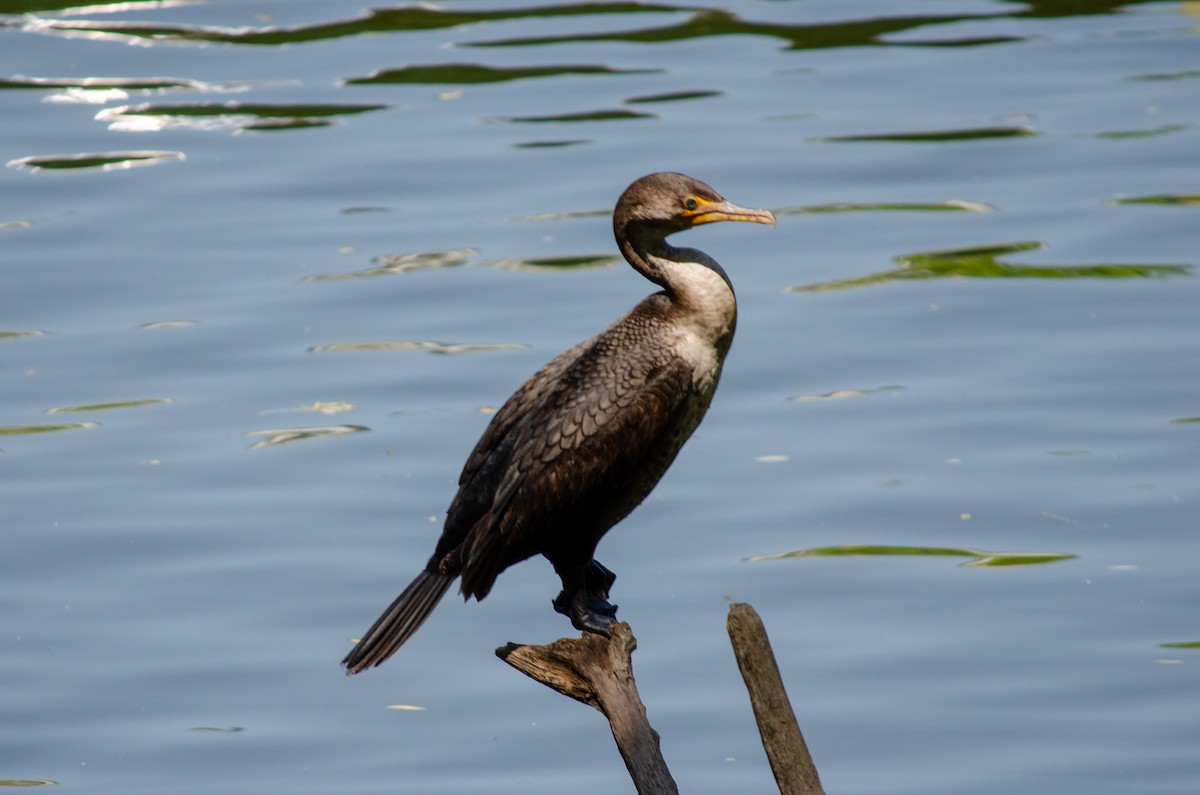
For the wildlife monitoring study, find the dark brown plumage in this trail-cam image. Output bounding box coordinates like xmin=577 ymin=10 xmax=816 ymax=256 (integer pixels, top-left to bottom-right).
xmin=343 ymin=172 xmax=774 ymax=673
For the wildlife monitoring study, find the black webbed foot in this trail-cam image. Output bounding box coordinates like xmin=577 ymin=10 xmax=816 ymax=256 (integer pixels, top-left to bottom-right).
xmin=553 ymin=559 xmax=619 ymax=634
xmin=553 ymin=589 xmax=619 ymax=635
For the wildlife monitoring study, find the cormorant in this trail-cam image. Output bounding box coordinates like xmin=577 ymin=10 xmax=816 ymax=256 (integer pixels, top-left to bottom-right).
xmin=343 ymin=172 xmax=774 ymax=673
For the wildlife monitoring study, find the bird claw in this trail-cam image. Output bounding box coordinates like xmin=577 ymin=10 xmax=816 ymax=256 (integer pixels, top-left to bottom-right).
xmin=576 ymin=604 xmax=620 ymax=635
xmin=552 ymin=559 xmax=619 ymax=634
xmin=552 ymin=591 xmax=619 ymax=635
xmin=591 ymin=598 xmax=619 ymax=618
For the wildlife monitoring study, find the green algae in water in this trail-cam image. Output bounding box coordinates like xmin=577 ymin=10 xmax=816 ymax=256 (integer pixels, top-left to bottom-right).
xmin=345 ymin=63 xmax=649 ymax=85
xmin=20 ymin=3 xmax=680 ymax=46
xmin=503 ymin=108 xmax=654 ymax=123
xmin=513 ymin=139 xmax=590 ymax=149
xmin=746 ymin=544 xmax=1076 ymax=569
xmin=1113 ymin=194 xmax=1200 ymax=206
xmin=625 ymin=90 xmax=722 ymax=104
xmin=308 ymin=341 xmax=525 ymax=355
xmin=45 ymin=398 xmax=173 ymax=414
xmin=102 ymin=102 xmax=387 ymax=119
xmin=0 ymin=75 xmax=202 ymax=91
xmin=7 ymin=150 xmax=183 ymax=172
xmin=789 ymin=241 xmax=1192 ymax=292
xmin=486 ymin=254 xmax=621 ymax=271
xmin=0 ymin=422 xmax=99 ymax=436
xmin=1093 ymin=124 xmax=1191 ymax=140
xmin=244 ymin=425 xmax=369 ymax=449
xmin=812 ymin=125 xmax=1035 ymax=143
xmin=775 ymin=200 xmax=992 ymax=215
xmin=0 ymin=779 xmax=58 ymax=787
xmin=97 ymin=102 xmax=387 ymax=133
xmin=303 ymin=249 xmax=478 ymax=282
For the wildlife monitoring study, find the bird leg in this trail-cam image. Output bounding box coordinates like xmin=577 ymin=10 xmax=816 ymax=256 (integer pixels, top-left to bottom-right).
xmin=552 ymin=560 xmax=618 ymax=635
xmin=584 ymin=559 xmax=618 ymax=616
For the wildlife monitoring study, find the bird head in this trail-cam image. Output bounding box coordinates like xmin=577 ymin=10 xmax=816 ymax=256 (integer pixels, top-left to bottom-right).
xmin=614 ymin=172 xmax=776 ymax=237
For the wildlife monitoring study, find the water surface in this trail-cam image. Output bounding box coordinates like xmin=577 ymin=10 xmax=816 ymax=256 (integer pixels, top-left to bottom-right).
xmin=2 ymin=1 xmax=1198 ymax=793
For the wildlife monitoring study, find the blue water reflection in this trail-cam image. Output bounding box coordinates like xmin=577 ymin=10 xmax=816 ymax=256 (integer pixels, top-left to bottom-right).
xmin=2 ymin=1 xmax=1197 ymax=794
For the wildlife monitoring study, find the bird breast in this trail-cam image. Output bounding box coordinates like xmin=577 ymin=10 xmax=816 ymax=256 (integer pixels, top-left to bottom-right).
xmin=662 ymin=326 xmax=720 ymax=393
xmin=657 ymin=255 xmax=737 ymax=390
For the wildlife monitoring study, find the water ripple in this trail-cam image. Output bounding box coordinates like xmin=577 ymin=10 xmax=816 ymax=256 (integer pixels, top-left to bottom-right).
xmin=481 ymin=254 xmax=620 ymax=272
xmin=812 ymin=125 xmax=1036 ymax=143
xmin=344 ymin=63 xmax=652 ymax=86
xmin=626 ymin=89 xmax=721 ymax=104
xmin=1093 ymin=124 xmax=1191 ymax=140
xmin=510 ymin=209 xmax=610 ymax=223
xmin=302 ymin=249 xmax=477 ymax=283
xmin=303 ymin=249 xmax=617 ymax=281
xmin=0 ymin=74 xmax=272 ymax=104
xmin=5 ymin=2 xmax=1147 ymax=53
xmin=244 ymin=425 xmax=369 ymax=449
xmin=308 ymin=341 xmax=526 ymax=355
xmin=19 ymin=2 xmax=681 ymax=46
xmin=45 ymin=398 xmax=173 ymax=414
xmin=775 ymin=200 xmax=992 ymax=215
xmin=467 ymin=7 xmax=1016 ymax=50
xmin=137 ymin=319 xmax=197 ymax=330
xmin=497 ymin=108 xmax=654 ymax=124
xmin=1113 ymin=193 xmax=1200 ymax=207
xmin=1127 ymin=70 xmax=1200 ymax=82
xmin=789 ymin=241 xmax=1192 ymax=292
xmin=97 ymin=102 xmax=387 ymax=133
xmin=513 ymin=139 xmax=590 ymax=149
xmin=259 ymin=402 xmax=355 ymax=417
xmin=0 ymin=779 xmax=58 ymax=788
xmin=788 ymin=385 xmax=906 ymax=403
xmin=0 ymin=422 xmax=99 ymax=436
xmin=7 ymin=149 xmax=184 ymax=172
xmin=746 ymin=544 xmax=1077 ymax=569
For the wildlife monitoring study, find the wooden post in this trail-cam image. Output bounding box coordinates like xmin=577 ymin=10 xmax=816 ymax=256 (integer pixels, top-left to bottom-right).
xmin=498 ymin=607 xmax=825 ymax=795
xmin=727 ymin=603 xmax=825 ymax=795
xmin=497 ymin=623 xmax=679 ymax=795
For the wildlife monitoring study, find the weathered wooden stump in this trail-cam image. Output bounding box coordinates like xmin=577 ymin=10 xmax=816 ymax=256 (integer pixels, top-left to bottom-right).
xmin=727 ymin=603 xmax=825 ymax=795
xmin=497 ymin=604 xmax=824 ymax=795
xmin=497 ymin=623 xmax=678 ymax=795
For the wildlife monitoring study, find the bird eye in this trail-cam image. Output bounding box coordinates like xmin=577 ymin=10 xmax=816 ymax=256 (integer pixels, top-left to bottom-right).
xmin=684 ymin=198 xmax=699 ymax=211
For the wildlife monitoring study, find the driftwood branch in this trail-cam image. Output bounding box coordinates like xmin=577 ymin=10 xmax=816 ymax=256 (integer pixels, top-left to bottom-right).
xmin=727 ymin=603 xmax=825 ymax=795
xmin=497 ymin=623 xmax=678 ymax=795
xmin=497 ymin=606 xmax=824 ymax=795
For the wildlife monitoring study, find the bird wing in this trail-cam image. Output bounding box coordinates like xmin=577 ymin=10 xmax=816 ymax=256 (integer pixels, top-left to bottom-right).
xmin=456 ymin=348 xmax=696 ymax=592
xmin=457 ymin=337 xmax=590 ymax=489
xmin=432 ymin=339 xmax=593 ymax=570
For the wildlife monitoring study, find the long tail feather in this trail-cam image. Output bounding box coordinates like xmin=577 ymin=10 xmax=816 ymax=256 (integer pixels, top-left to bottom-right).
xmin=342 ymin=571 xmax=454 ymax=674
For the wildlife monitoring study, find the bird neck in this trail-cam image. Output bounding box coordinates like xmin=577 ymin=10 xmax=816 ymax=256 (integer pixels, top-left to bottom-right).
xmin=620 ymin=225 xmax=737 ymax=346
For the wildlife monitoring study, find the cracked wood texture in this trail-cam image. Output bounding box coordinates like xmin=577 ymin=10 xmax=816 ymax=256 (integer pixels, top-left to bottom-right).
xmin=727 ymin=603 xmax=825 ymax=795
xmin=497 ymin=623 xmax=678 ymax=795
xmin=497 ymin=607 xmax=825 ymax=795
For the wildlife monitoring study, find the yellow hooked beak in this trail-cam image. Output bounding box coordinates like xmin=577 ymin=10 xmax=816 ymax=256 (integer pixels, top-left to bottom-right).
xmin=688 ymin=198 xmax=776 ymax=228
